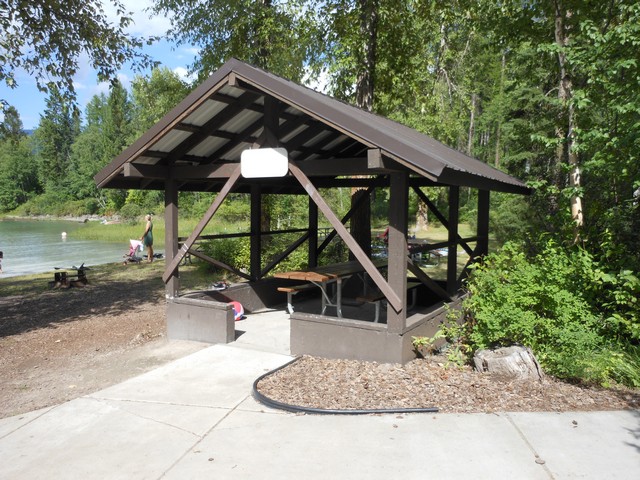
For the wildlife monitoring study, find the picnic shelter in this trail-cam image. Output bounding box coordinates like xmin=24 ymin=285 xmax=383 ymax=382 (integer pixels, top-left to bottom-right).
xmin=95 ymin=58 xmax=530 ymax=364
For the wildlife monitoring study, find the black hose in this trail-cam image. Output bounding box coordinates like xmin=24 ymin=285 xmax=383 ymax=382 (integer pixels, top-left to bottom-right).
xmin=252 ymin=356 xmax=439 ymax=415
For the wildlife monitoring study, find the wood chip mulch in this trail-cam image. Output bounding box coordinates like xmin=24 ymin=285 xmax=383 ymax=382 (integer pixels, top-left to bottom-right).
xmin=256 ymin=355 xmax=640 ymax=413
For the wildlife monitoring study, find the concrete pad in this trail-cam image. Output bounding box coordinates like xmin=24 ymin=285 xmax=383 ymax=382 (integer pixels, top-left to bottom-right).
xmin=88 ymin=344 xmax=292 ymax=408
xmin=163 ymin=411 xmax=549 ymax=480
xmin=235 ymin=394 xmax=290 ymax=414
xmin=0 ymin=398 xmax=199 ymax=480
xmin=92 ymin=399 xmax=231 ymax=437
xmin=507 ymin=411 xmax=640 ymax=479
xmin=0 ymin=406 xmax=54 ymax=439
xmin=234 ymin=310 xmax=291 ymax=355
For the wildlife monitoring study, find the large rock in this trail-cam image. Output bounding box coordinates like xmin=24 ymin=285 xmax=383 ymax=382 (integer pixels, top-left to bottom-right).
xmin=473 ymin=345 xmax=544 ymax=381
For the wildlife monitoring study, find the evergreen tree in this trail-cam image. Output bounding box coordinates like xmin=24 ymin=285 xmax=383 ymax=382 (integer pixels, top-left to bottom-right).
xmin=0 ymin=106 xmax=25 ymax=145
xmin=34 ymin=87 xmax=80 ymax=192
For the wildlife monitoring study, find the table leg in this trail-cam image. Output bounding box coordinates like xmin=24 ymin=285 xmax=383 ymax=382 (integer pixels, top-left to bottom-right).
xmin=320 ymin=282 xmax=327 ymax=315
xmin=336 ymin=277 xmax=342 ymax=318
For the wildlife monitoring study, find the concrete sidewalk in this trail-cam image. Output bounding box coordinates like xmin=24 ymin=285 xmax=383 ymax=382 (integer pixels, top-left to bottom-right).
xmin=1 ymin=310 xmax=638 ymax=479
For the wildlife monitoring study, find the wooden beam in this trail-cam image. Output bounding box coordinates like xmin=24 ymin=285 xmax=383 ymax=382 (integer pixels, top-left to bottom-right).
xmin=164 ymin=178 xmax=180 ymax=298
xmin=250 ymin=186 xmax=261 ymax=281
xmin=162 ymin=164 xmax=242 ymax=283
xmin=288 ymin=160 xmax=402 ymax=311
xmin=295 ymin=157 xmax=369 ymax=176
xmin=477 ymin=189 xmax=490 ymax=257
xmin=188 ymin=249 xmax=251 ymax=281
xmin=174 ymin=123 xmax=201 ymax=133
xmin=125 ymin=162 xmax=239 ymax=180
xmin=447 ymin=186 xmax=460 ymax=295
xmin=387 ymin=171 xmax=409 ymax=331
xmin=309 ymin=198 xmax=318 ymax=268
xmin=407 ymin=259 xmax=451 ymax=302
xmin=412 ymin=185 xmax=474 ymax=257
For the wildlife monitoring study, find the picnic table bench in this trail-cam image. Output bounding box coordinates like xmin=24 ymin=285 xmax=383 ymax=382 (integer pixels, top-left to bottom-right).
xmin=355 ymin=280 xmax=421 ymax=323
xmin=274 ymin=259 xmax=387 ymax=316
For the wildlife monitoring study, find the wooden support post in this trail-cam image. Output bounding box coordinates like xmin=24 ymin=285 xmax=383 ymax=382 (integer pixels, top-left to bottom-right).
xmin=251 ymin=185 xmax=262 ymax=281
xmin=477 ymin=189 xmax=490 ymax=257
xmin=164 ymin=178 xmax=180 ymax=298
xmin=387 ymin=171 xmax=408 ymax=333
xmin=308 ymin=198 xmax=318 ymax=268
xmin=447 ymin=186 xmax=460 ymax=296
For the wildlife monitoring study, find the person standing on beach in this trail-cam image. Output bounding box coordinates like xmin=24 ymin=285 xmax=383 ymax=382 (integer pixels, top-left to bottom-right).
xmin=0 ymin=251 xmax=3 ymax=273
xmin=140 ymin=215 xmax=154 ymax=262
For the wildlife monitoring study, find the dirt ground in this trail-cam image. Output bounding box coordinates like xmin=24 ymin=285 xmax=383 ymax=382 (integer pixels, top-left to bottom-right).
xmin=2 ymin=272 xmax=639 ymax=419
xmin=0 ymin=272 xmax=206 ymax=419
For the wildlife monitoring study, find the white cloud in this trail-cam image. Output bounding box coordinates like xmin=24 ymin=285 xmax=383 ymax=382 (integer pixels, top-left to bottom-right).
xmin=173 ymin=66 xmax=196 ymax=83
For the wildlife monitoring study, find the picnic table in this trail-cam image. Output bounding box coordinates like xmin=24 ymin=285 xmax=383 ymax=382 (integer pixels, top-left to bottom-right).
xmin=407 ymin=238 xmax=447 ymax=265
xmin=274 ymin=259 xmax=387 ymax=317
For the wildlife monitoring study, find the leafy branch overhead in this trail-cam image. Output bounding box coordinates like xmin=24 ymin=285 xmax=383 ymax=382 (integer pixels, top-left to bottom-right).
xmin=0 ymin=0 xmax=158 ymax=109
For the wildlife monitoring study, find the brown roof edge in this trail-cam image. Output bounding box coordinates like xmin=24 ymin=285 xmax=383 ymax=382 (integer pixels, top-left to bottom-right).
xmin=94 ymin=59 xmax=245 ymax=187
xmin=437 ymin=166 xmax=532 ymax=195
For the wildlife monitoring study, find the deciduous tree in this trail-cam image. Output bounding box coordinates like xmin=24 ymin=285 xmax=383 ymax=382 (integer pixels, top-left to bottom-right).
xmin=0 ymin=0 xmax=155 ymax=113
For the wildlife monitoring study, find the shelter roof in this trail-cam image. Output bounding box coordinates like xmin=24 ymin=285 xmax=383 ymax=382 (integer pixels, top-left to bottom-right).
xmin=95 ymin=58 xmax=530 ymax=195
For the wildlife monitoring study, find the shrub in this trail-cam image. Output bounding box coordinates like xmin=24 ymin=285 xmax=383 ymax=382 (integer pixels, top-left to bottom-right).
xmin=119 ymin=203 xmax=145 ymax=225
xmin=200 ymin=237 xmax=251 ymax=276
xmin=462 ymin=240 xmax=639 ymax=385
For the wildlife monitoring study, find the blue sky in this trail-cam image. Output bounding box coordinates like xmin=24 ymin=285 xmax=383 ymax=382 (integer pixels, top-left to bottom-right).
xmin=0 ymin=1 xmax=196 ymax=130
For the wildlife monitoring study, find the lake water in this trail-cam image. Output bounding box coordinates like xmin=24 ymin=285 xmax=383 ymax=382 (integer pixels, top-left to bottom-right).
xmin=0 ymin=219 xmax=130 ymax=278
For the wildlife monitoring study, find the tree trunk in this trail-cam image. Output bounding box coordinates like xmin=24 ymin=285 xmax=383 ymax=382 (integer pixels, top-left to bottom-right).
xmin=350 ymin=0 xmax=378 ymax=259
xmin=467 ymin=93 xmax=476 ymax=155
xmin=355 ymin=0 xmax=378 ymax=112
xmin=554 ymin=1 xmax=583 ymax=239
xmin=495 ymin=52 xmax=506 ymax=168
xmin=416 ymin=200 xmax=428 ymax=231
xmin=474 ymin=346 xmax=544 ymax=381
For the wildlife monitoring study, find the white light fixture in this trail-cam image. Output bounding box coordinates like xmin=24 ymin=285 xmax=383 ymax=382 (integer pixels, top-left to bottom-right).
xmin=240 ymin=147 xmax=289 ymax=178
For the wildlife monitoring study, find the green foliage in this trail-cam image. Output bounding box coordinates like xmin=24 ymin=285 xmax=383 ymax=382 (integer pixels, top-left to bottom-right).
xmin=489 ymin=194 xmax=531 ymax=245
xmin=34 ymin=87 xmax=80 ymax=190
xmin=178 ymin=192 xmax=216 ymax=218
xmin=151 ymin=0 xmax=322 ymax=82
xmin=463 ymin=240 xmax=640 ymax=386
xmin=130 ymin=68 xmax=192 ymax=135
xmin=118 ymin=203 xmax=145 ymax=225
xmin=0 ymin=136 xmax=40 ymax=211
xmin=200 ymin=237 xmax=251 ymax=277
xmin=9 ymin=193 xmax=99 ymax=217
xmin=0 ymin=106 xmax=25 ymax=144
xmin=412 ymin=307 xmax=471 ymax=368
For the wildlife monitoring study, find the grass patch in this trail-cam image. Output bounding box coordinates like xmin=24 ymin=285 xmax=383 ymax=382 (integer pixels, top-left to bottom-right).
xmin=1 ymin=260 xmax=216 ymax=298
xmin=75 ymin=217 xmax=251 ymax=247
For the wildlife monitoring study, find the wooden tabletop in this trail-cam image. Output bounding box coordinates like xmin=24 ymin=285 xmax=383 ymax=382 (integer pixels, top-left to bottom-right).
xmin=274 ymin=259 xmax=387 ymax=283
